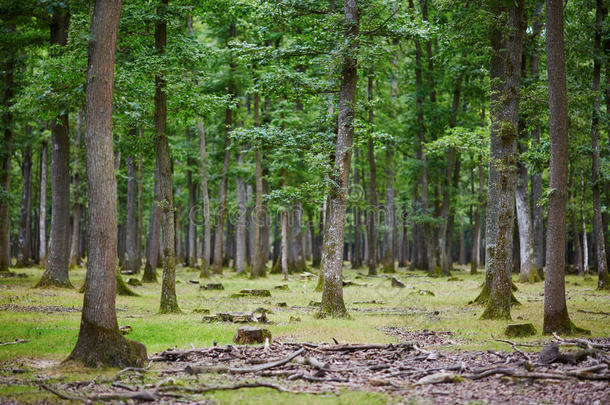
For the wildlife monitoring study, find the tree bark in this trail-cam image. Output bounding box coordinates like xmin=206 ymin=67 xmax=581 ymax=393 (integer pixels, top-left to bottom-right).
xmin=481 ymin=2 xmax=523 ymax=320
xmin=351 ymin=146 xmax=362 ymax=269
xmin=155 ymin=0 xmax=179 ymax=313
xmin=68 ymin=0 xmax=147 ymax=368
xmin=366 ymin=65 xmax=378 ymax=276
xmin=0 ymin=24 xmax=15 ymax=272
xmin=39 ymin=139 xmax=47 ymax=266
xmin=471 ymin=164 xmax=483 ymax=274
xmin=38 ymin=7 xmax=72 ymax=288
xmin=123 ymin=128 xmax=140 ymax=273
xmin=69 ymin=110 xmax=83 ymax=269
xmin=142 ymin=169 xmax=160 ymax=282
xmin=317 ymin=0 xmax=358 ymax=319
xmin=570 ymin=169 xmax=583 ymax=276
xmin=381 ymin=146 xmax=395 ymax=273
xmin=543 ymin=0 xmax=576 ymax=334
xmin=590 ymin=0 xmax=609 ymax=290
xmin=580 ymin=166 xmax=589 ymax=274
xmin=198 ymin=120 xmax=211 ymax=277
xmin=16 ymin=133 xmax=32 ymax=268
xmin=235 ymin=152 xmax=247 ymax=273
xmin=184 ymin=128 xmax=197 ymax=268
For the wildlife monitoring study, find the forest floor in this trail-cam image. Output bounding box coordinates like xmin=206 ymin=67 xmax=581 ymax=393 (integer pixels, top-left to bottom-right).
xmin=0 ymin=263 xmax=608 ymax=404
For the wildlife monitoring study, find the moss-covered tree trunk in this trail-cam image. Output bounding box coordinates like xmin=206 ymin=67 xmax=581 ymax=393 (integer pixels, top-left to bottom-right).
xmin=37 ymin=6 xmax=72 ymax=288
xmin=481 ymin=2 xmax=524 ymax=320
xmin=68 ymin=0 xmax=147 ymax=368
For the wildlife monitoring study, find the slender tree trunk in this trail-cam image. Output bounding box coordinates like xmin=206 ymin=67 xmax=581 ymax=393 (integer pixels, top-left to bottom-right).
xmin=38 ymin=8 xmax=72 ymax=288
xmin=381 ymin=146 xmax=395 ymax=273
xmin=570 ymin=169 xmax=583 ymax=276
xmin=142 ymin=170 xmax=160 ymax=282
xmin=318 ymin=0 xmax=358 ymax=319
xmin=213 ymin=24 xmax=235 ymax=275
xmin=198 ymin=120 xmax=211 ymax=277
xmin=543 ymin=0 xmax=576 ymax=334
xmin=312 ymin=209 xmax=322 ymax=268
xmin=155 ymin=0 xmax=179 ymax=313
xmin=516 ymin=125 xmax=539 ymax=283
xmin=137 ymin=134 xmax=143 ymax=271
xmin=280 ymin=206 xmax=289 ymax=280
xmin=184 ymin=128 xmax=197 ymax=268
xmin=351 ymin=147 xmax=362 ymax=269
xmin=471 ymin=165 xmax=483 ymax=274
xmin=68 ymin=0 xmax=147 ymax=367
xmin=16 ymin=133 xmax=32 ymax=268
xmin=0 ymin=24 xmax=15 ymax=272
xmin=39 ymin=140 xmax=48 ymax=266
xmin=123 ymin=129 xmax=139 ymax=273
xmin=68 ymin=110 xmax=83 ymax=269
xmin=235 ymin=152 xmax=247 ymax=273
xmin=366 ymin=66 xmax=378 ymax=276
xmin=580 ymin=167 xmax=589 ymax=274
xmin=590 ymin=0 xmax=610 ymax=290
xmin=481 ymin=2 xmax=523 ymax=320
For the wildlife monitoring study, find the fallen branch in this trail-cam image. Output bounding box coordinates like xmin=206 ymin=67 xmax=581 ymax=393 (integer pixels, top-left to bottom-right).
xmin=157 ymin=382 xmax=299 ymax=394
xmin=0 ymin=339 xmax=28 ymax=346
xmin=467 ymin=366 xmax=610 ymax=381
xmin=495 ymin=338 xmax=532 ymax=360
xmin=576 ymin=309 xmax=610 ymax=316
xmin=115 ymin=362 xmax=151 ymax=378
xmin=185 ymin=347 xmax=305 ymax=375
xmin=40 ymin=384 xmax=84 ymax=402
xmin=88 ymin=391 xmax=157 ymax=401
xmin=320 ymin=343 xmax=413 ymax=352
xmin=552 ymin=333 xmax=610 ymax=351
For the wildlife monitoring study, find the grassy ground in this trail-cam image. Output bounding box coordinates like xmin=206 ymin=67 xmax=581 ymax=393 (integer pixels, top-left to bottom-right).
xmin=0 ymin=263 xmax=608 ymax=403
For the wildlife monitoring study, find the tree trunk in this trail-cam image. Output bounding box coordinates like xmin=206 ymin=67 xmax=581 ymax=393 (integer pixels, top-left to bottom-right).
xmin=366 ymin=65 xmax=378 ymax=276
xmin=137 ymin=134 xmax=143 ymax=271
xmin=198 ymin=120 xmax=211 ymax=277
xmin=69 ymin=110 xmax=83 ymax=269
xmin=68 ymin=0 xmax=147 ymax=368
xmin=280 ymin=207 xmax=289 ymax=280
xmin=142 ymin=170 xmax=160 ymax=282
xmin=516 ymin=123 xmax=539 ymax=283
xmin=39 ymin=140 xmax=48 ymax=266
xmin=38 ymin=7 xmax=72 ymax=288
xmin=590 ymin=0 xmax=610 ymax=290
xmin=317 ymin=0 xmax=357 ymax=319
xmin=543 ymin=0 xmax=576 ymax=334
xmin=381 ymin=146 xmax=395 ymax=273
xmin=580 ymin=167 xmax=589 ymax=274
xmin=570 ymin=169 xmax=583 ymax=276
xmin=351 ymin=147 xmax=363 ymax=269
xmin=185 ymin=128 xmax=197 ymax=268
xmin=16 ymin=134 xmax=32 ymax=268
xmin=0 ymin=24 xmax=15 ymax=272
xmin=123 ymin=128 xmax=140 ymax=273
xmin=481 ymin=2 xmax=523 ymax=320
xmin=235 ymin=152 xmax=247 ymax=274
xmin=155 ymin=0 xmax=179 ymax=313
xmin=471 ymin=165 xmax=483 ymax=274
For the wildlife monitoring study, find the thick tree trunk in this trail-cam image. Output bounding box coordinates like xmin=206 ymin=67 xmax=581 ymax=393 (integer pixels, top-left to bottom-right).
xmin=69 ymin=110 xmax=83 ymax=269
xmin=39 ymin=140 xmax=48 ymax=266
xmin=317 ymin=0 xmax=358 ymax=319
xmin=481 ymin=2 xmax=523 ymax=320
xmin=68 ymin=0 xmax=147 ymax=368
xmin=198 ymin=120 xmax=211 ymax=277
xmin=543 ymin=0 xmax=576 ymax=334
xmin=123 ymin=129 xmax=140 ymax=273
xmin=38 ymin=8 xmax=72 ymax=288
xmin=16 ymin=136 xmax=32 ymax=268
xmin=155 ymin=0 xmax=179 ymax=313
xmin=590 ymin=0 xmax=610 ymax=290
xmin=0 ymin=24 xmax=14 ymax=272
xmin=235 ymin=152 xmax=247 ymax=274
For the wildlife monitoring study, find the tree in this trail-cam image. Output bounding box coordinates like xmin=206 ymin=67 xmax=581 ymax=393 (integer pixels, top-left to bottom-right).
xmin=37 ymin=5 xmax=72 ymax=288
xmin=123 ymin=128 xmax=140 ymax=273
xmin=68 ymin=110 xmax=83 ymax=269
xmin=317 ymin=0 xmax=358 ymax=319
xmin=68 ymin=0 xmax=147 ymax=367
xmin=155 ymin=0 xmax=179 ymax=314
xmin=542 ymin=0 xmax=576 ymax=334
xmin=15 ymin=131 xmax=32 ymax=268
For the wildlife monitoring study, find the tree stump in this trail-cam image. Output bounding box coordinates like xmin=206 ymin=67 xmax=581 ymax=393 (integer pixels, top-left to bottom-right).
xmin=391 ymin=277 xmax=406 ymax=288
xmin=233 ymin=326 xmax=271 ymax=344
xmin=239 ymin=289 xmax=271 ymax=297
xmin=127 ymin=278 xmax=142 ymax=286
xmin=201 ymin=283 xmax=224 ymax=290
xmin=505 ymin=323 xmax=537 ymax=338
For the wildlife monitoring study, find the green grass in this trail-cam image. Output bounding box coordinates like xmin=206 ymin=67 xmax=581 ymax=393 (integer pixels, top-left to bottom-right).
xmin=0 ymin=263 xmax=608 ymax=403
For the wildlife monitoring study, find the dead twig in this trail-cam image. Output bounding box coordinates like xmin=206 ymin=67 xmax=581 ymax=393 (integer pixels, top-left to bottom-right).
xmin=157 ymin=382 xmax=301 ymax=394
xmin=39 ymin=384 xmax=84 ymax=402
xmin=0 ymin=339 xmax=28 ymax=346
xmin=185 ymin=347 xmax=305 ymax=375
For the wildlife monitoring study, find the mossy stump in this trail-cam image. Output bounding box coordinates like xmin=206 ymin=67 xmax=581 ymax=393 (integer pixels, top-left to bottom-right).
xmin=233 ymin=326 xmax=271 ymax=344
xmin=239 ymin=289 xmax=271 ymax=297
xmin=391 ymin=277 xmax=406 ymax=288
xmin=200 ymin=283 xmax=224 ymax=290
xmin=504 ymin=323 xmax=537 ymax=337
